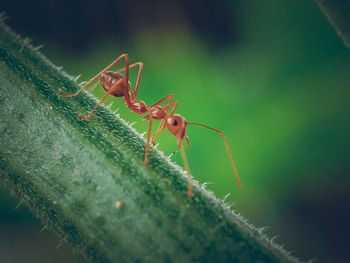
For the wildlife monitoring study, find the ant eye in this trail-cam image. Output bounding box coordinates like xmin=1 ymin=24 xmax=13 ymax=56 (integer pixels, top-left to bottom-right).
xmin=171 ymin=119 xmax=178 ymax=126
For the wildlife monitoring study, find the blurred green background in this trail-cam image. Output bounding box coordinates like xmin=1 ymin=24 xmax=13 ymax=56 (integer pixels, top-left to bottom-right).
xmin=1 ymin=0 xmax=350 ymax=262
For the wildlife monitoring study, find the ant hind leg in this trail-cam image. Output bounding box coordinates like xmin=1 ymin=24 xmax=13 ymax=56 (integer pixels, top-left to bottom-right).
xmin=116 ymin=62 xmax=144 ymax=99
xmin=59 ymin=54 xmax=130 ymax=97
xmin=77 ymin=92 xmax=110 ymax=120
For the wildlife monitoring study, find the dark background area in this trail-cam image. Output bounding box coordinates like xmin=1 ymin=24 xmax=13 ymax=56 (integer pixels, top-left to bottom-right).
xmin=3 ymin=0 xmax=239 ymax=50
xmin=1 ymin=0 xmax=350 ymax=262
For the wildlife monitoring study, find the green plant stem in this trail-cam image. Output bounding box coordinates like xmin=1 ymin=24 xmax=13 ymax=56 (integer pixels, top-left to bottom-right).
xmin=0 ymin=20 xmax=299 ymax=263
xmin=315 ymin=0 xmax=350 ymax=49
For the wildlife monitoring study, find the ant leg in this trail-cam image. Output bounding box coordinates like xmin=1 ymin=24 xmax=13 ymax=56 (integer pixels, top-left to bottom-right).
xmin=77 ymin=78 xmax=127 ymax=120
xmin=144 ymin=118 xmax=153 ymax=168
xmin=151 ymin=120 xmax=166 ymax=145
xmin=151 ymin=95 xmax=178 ymax=114
xmin=59 ymin=54 xmax=130 ymax=97
xmin=168 ymin=101 xmax=178 ymax=115
xmin=77 ymin=92 xmax=111 ymax=120
xmin=150 ymin=94 xmax=173 ymax=108
xmin=78 ymin=79 xmax=128 ymax=120
xmin=179 ymin=144 xmax=193 ymax=198
xmin=116 ymin=62 xmax=143 ymax=99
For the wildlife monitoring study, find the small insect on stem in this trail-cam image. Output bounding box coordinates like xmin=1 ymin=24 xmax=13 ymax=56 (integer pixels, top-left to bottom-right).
xmin=59 ymin=54 xmax=240 ymax=197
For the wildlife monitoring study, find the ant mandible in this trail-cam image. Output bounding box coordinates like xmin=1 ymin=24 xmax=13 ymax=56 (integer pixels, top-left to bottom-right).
xmin=59 ymin=54 xmax=240 ymax=197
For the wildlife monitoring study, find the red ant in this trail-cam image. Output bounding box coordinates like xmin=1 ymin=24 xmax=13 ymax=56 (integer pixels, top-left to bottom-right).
xmin=59 ymin=54 xmax=240 ymax=197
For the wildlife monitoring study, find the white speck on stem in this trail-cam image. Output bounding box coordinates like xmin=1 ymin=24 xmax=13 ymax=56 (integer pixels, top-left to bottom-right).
xmin=116 ymin=201 xmax=123 ymax=209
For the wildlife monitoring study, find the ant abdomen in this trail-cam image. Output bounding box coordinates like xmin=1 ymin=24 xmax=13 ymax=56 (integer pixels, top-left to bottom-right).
xmin=100 ymin=71 xmax=129 ymax=97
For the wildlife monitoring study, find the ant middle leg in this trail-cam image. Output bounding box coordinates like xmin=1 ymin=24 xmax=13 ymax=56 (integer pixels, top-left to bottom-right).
xmin=59 ymin=54 xmax=130 ymax=97
xmin=150 ymin=94 xmax=178 ymax=114
xmin=151 ymin=120 xmax=166 ymax=145
xmin=77 ymin=92 xmax=110 ymax=120
xmin=147 ymin=97 xmax=177 ymax=146
xmin=168 ymin=101 xmax=178 ymax=115
xmin=150 ymin=94 xmax=174 ymax=108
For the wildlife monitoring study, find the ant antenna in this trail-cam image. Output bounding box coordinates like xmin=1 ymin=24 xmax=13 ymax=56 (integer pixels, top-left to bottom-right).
xmin=187 ymin=123 xmax=241 ymax=188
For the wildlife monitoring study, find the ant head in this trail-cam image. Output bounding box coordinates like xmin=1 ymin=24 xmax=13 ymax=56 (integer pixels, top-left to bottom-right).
xmin=165 ymin=114 xmax=188 ymax=148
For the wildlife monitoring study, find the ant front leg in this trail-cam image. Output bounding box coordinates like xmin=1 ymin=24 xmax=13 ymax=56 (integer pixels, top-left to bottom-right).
xmin=179 ymin=144 xmax=194 ymax=198
xmin=144 ymin=117 xmax=154 ymax=168
xmin=59 ymin=54 xmax=130 ymax=97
